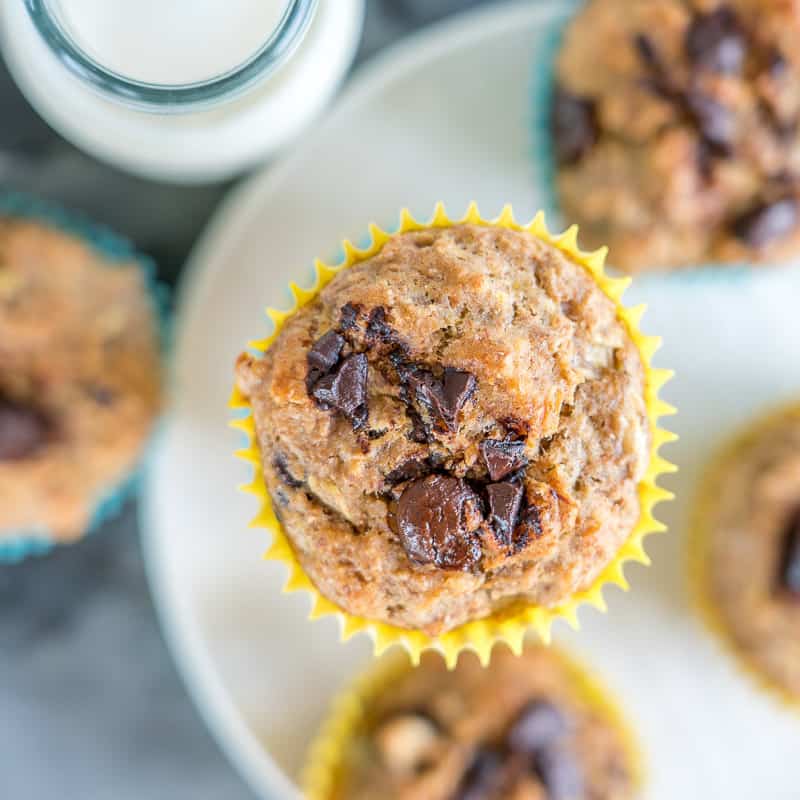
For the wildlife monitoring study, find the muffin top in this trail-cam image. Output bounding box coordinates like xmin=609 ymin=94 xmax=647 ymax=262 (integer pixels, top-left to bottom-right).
xmin=236 ymin=224 xmax=648 ymax=635
xmin=0 ymin=217 xmax=161 ymax=540
xmin=554 ymin=0 xmax=800 ymax=272
xmin=702 ymin=405 xmax=800 ymax=699
xmin=327 ymin=646 xmax=637 ymax=800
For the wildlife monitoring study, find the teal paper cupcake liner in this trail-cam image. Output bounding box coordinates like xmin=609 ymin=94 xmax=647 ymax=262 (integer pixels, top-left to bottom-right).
xmin=528 ymin=0 xmax=755 ymax=284
xmin=0 ymin=190 xmax=170 ymax=563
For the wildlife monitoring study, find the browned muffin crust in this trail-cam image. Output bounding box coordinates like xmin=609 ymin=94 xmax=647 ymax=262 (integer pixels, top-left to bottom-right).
xmin=236 ymin=224 xmax=648 ymax=635
xmin=553 ymin=0 xmax=800 ymax=272
xmin=703 ymin=406 xmax=800 ymax=699
xmin=330 ymin=646 xmax=637 ymax=800
xmin=0 ymin=218 xmax=161 ymax=540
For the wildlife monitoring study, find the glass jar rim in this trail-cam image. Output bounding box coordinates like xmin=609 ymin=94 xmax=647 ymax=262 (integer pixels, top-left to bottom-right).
xmin=23 ymin=0 xmax=319 ymax=113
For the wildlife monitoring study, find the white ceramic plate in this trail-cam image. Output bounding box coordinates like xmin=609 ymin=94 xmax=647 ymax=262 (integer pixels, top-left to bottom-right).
xmin=142 ymin=2 xmax=800 ymax=798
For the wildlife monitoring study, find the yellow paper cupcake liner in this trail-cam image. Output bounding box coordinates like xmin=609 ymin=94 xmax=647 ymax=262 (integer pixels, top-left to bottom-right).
xmin=301 ymin=643 xmax=644 ymax=800
xmin=689 ymin=401 xmax=800 ymax=711
xmin=230 ymin=203 xmax=677 ymax=668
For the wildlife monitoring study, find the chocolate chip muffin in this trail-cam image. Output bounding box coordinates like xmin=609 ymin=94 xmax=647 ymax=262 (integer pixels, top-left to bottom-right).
xmin=553 ymin=0 xmax=800 ymax=272
xmin=0 ymin=217 xmax=161 ymax=541
xmin=235 ymin=223 xmax=650 ymax=636
xmin=317 ymin=645 xmax=638 ymax=800
xmin=695 ymin=404 xmax=800 ymax=700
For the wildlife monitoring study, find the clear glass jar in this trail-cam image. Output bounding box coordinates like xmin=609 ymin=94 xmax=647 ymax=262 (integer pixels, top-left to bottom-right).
xmin=0 ymin=0 xmax=365 ymax=181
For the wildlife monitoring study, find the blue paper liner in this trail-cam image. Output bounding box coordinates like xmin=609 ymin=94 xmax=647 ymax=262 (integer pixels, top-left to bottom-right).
xmin=0 ymin=191 xmax=170 ymax=563
xmin=528 ymin=0 xmax=757 ymax=284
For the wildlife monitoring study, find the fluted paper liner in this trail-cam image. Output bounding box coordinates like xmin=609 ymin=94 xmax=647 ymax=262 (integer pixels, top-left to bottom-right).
xmin=302 ymin=644 xmax=644 ymax=799
xmin=689 ymin=402 xmax=800 ymax=710
xmin=231 ymin=203 xmax=677 ymax=667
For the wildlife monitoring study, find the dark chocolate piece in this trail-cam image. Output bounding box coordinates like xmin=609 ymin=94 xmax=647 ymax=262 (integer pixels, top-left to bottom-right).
xmin=453 ymin=748 xmax=506 ymax=800
xmin=307 ymin=330 xmax=345 ymax=374
xmin=731 ymin=197 xmax=798 ymax=247
xmin=311 ymin=353 xmax=369 ymax=428
xmin=386 ymin=457 xmax=432 ymax=485
xmin=513 ymin=504 xmax=543 ymax=553
xmin=0 ymin=398 xmax=49 ymax=461
xmin=273 ymin=452 xmax=303 ymax=489
xmin=686 ymin=90 xmax=735 ymax=151
xmin=366 ymin=306 xmax=395 ymax=344
xmin=487 ymin=482 xmax=524 ymax=548
xmin=481 ymin=439 xmax=527 ymax=481
xmin=338 ymin=303 xmax=360 ymax=331
xmin=686 ymin=7 xmax=745 ymax=75
xmin=396 ymin=474 xmax=482 ymax=571
xmin=551 ymin=86 xmax=597 ymax=166
xmin=508 ymin=701 xmax=570 ymax=756
xmin=406 ymin=367 xmax=476 ymax=433
xmin=779 ymin=509 xmax=800 ymax=597
xmin=533 ymin=746 xmax=584 ymax=800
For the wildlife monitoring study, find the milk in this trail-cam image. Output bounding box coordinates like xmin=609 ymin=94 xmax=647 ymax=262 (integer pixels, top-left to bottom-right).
xmin=57 ymin=0 xmax=291 ymax=84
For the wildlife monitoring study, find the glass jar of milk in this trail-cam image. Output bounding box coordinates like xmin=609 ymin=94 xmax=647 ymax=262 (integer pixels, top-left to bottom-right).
xmin=0 ymin=0 xmax=364 ymax=181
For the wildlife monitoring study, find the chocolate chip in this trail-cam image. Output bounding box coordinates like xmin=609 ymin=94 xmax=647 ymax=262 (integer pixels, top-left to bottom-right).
xmin=406 ymin=367 xmax=476 ymax=433
xmin=513 ymin=504 xmax=543 ymax=553
xmin=0 ymin=398 xmax=49 ymax=460
xmin=686 ymin=90 xmax=735 ymax=151
xmin=311 ymin=353 xmax=369 ymax=428
xmin=508 ymin=701 xmax=570 ymax=756
xmin=442 ymin=369 xmax=476 ymax=423
xmin=386 ymin=457 xmax=432 ymax=485
xmin=339 ymin=303 xmax=360 ymax=331
xmin=453 ymin=748 xmax=506 ymax=800
xmin=481 ymin=439 xmax=527 ymax=481
xmin=273 ymin=452 xmax=303 ymax=489
xmin=396 ymin=475 xmax=482 ymax=571
xmin=487 ymin=482 xmax=524 ymax=547
xmin=533 ymin=746 xmax=583 ymax=800
xmin=779 ymin=509 xmax=800 ymax=597
xmin=366 ymin=306 xmax=395 ymax=344
xmin=551 ymin=86 xmax=597 ymax=166
xmin=307 ymin=330 xmax=345 ymax=374
xmin=686 ymin=7 xmax=745 ymax=75
xmin=731 ymin=197 xmax=798 ymax=247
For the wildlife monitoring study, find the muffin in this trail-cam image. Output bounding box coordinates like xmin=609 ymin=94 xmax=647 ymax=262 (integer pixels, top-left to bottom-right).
xmin=306 ymin=644 xmax=639 ymax=800
xmin=0 ymin=215 xmax=162 ymax=544
xmin=234 ymin=220 xmax=653 ymax=638
xmin=693 ymin=404 xmax=800 ymax=702
xmin=552 ymin=0 xmax=800 ymax=272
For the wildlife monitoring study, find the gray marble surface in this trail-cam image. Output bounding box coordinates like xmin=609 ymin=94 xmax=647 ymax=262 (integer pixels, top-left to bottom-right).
xmin=0 ymin=1 xmax=501 ymax=798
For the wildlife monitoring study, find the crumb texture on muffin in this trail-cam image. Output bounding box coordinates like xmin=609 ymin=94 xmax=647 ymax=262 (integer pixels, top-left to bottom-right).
xmin=703 ymin=406 xmax=800 ymax=699
xmin=553 ymin=0 xmax=800 ymax=272
xmin=0 ymin=218 xmax=161 ymax=540
xmin=236 ymin=224 xmax=648 ymax=635
xmin=329 ymin=646 xmax=637 ymax=800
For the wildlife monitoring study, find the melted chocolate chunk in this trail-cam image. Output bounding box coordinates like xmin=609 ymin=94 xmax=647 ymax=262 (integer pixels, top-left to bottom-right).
xmin=686 ymin=90 xmax=735 ymax=151
xmin=534 ymin=746 xmax=583 ymax=800
xmin=442 ymin=369 xmax=477 ymax=423
xmin=453 ymin=748 xmax=506 ymax=800
xmin=396 ymin=474 xmax=482 ymax=571
xmin=311 ymin=353 xmax=369 ymax=429
xmin=406 ymin=367 xmax=476 ymax=433
xmin=386 ymin=457 xmax=432 ymax=485
xmin=487 ymin=482 xmax=524 ymax=548
xmin=686 ymin=7 xmax=746 ymax=75
xmin=0 ymin=398 xmax=49 ymax=461
xmin=731 ymin=197 xmax=798 ymax=247
xmin=779 ymin=509 xmax=800 ymax=597
xmin=481 ymin=439 xmax=527 ymax=481
xmin=307 ymin=330 xmax=345 ymax=374
xmin=508 ymin=701 xmax=569 ymax=756
xmin=551 ymin=86 xmax=597 ymax=166
xmin=273 ymin=452 xmax=303 ymax=489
